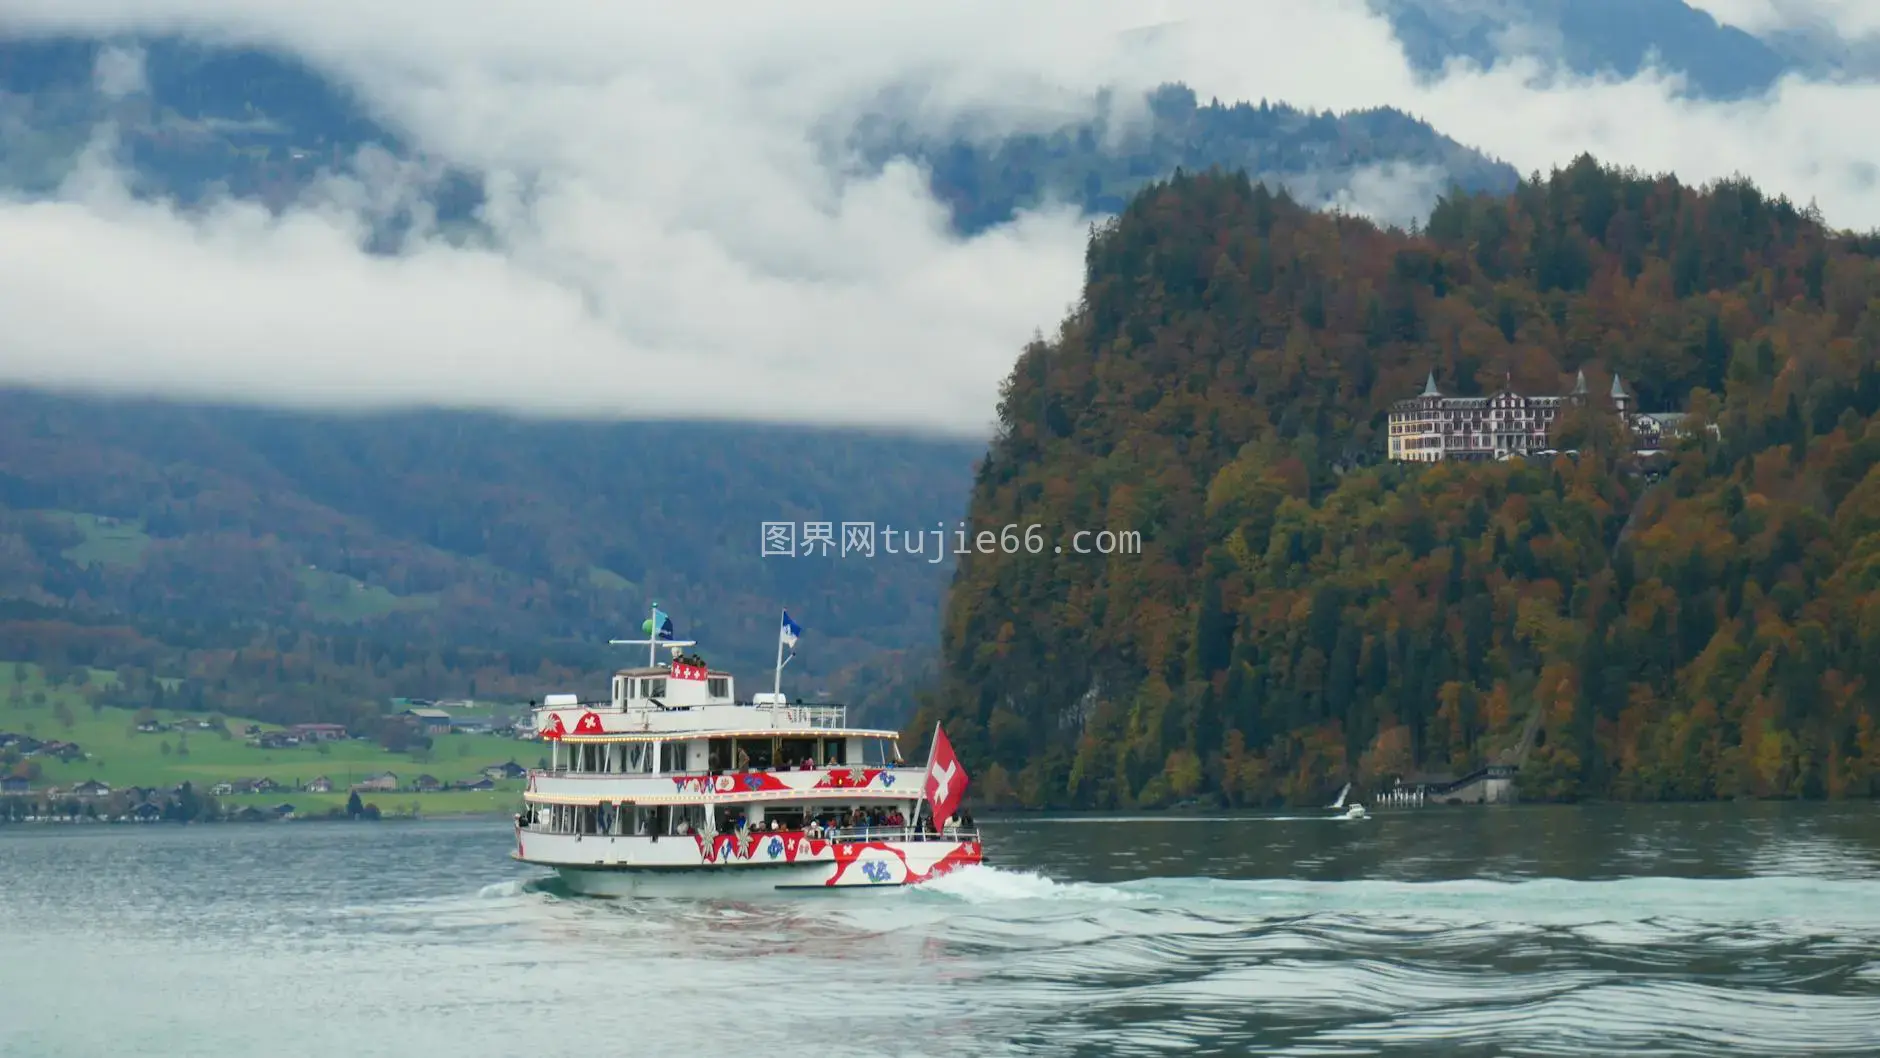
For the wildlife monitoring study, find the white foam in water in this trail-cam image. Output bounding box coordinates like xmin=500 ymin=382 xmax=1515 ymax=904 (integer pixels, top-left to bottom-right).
xmin=476 ymin=880 xmax=531 ymax=899
xmin=916 ymin=864 xmax=1143 ymax=904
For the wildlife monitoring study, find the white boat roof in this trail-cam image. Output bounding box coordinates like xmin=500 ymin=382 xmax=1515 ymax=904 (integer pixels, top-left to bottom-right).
xmin=535 ymin=626 xmax=900 ymax=743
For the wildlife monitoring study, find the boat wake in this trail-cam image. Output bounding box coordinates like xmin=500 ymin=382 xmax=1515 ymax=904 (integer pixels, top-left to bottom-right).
xmin=908 ymin=864 xmax=1143 ymax=905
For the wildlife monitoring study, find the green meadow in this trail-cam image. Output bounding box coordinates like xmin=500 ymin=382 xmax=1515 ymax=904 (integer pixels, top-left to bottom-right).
xmin=1 ymin=662 xmax=534 ymax=816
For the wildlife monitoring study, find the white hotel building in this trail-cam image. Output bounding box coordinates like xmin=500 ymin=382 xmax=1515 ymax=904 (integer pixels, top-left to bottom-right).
xmin=1386 ymin=368 xmax=1686 ymax=463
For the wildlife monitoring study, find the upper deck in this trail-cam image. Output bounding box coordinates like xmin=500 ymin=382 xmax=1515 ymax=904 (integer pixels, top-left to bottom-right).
xmin=531 ymin=654 xmax=895 ymax=742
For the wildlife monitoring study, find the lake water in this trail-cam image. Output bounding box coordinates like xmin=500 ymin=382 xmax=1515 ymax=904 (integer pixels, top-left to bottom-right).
xmin=3 ymin=803 xmax=1878 ymax=1057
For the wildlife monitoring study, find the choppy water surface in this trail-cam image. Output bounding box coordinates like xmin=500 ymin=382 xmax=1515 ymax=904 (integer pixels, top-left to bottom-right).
xmin=4 ymin=803 xmax=1879 ymax=1057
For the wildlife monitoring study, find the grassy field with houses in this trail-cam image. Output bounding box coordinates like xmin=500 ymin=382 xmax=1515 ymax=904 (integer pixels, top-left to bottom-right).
xmin=0 ymin=661 xmax=536 ymax=817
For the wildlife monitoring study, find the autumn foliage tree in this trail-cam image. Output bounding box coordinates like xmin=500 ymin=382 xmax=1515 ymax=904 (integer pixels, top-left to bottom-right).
xmin=915 ymin=155 xmax=1880 ymax=808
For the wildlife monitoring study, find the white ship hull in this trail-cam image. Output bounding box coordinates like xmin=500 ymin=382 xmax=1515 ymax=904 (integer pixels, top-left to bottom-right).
xmin=515 ymin=826 xmax=982 ymax=897
xmin=552 ymin=863 xmax=857 ymax=898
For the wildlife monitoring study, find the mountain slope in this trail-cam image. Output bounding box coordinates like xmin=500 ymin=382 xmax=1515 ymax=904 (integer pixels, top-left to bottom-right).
xmin=1374 ymin=0 xmax=1799 ymax=99
xmin=916 ymin=159 xmax=1880 ymax=808
xmin=0 ymin=37 xmax=1517 ymax=240
xmin=0 ymin=392 xmax=980 ymax=725
xmin=850 ymin=83 xmax=1518 ymax=235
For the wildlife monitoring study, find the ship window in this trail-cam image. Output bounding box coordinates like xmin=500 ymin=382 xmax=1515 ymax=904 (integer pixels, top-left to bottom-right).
xmin=821 ymin=738 xmax=846 ymax=765
xmin=708 ymin=677 xmax=728 ymax=698
xmin=658 ymin=741 xmax=689 ymax=773
xmin=671 ymin=805 xmax=705 ymax=835
xmin=735 ymin=738 xmax=776 ymax=770
xmin=648 ymin=678 xmax=668 ymax=698
xmin=623 ymin=742 xmax=650 ymax=773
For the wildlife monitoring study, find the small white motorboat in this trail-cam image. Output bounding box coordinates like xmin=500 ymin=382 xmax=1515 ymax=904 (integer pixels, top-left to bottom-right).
xmin=1329 ymin=782 xmax=1367 ymax=820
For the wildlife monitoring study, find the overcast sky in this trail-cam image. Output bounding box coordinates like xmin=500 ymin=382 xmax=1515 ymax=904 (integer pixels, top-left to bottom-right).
xmin=0 ymin=0 xmax=1874 ymax=436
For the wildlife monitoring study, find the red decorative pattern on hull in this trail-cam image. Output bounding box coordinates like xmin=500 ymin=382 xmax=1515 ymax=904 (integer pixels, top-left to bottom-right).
xmin=826 ymin=839 xmax=983 ymax=886
xmin=812 ymin=768 xmax=884 ymax=789
xmin=671 ymin=771 xmax=794 ymax=795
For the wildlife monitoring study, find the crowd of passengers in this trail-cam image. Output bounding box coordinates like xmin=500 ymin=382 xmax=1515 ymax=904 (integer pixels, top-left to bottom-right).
xmin=723 ymin=805 xmax=976 ymax=839
xmin=726 ymin=750 xmax=889 ymax=772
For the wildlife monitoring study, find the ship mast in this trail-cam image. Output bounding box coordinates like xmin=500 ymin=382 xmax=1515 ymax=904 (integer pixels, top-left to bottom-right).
xmin=608 ymin=602 xmax=696 ymax=669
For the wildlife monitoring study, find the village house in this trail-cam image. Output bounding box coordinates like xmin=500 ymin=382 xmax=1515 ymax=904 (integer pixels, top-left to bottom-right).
xmin=210 ymin=781 xmax=236 ymax=796
xmin=481 ymin=761 xmax=527 ymax=781
xmin=352 ymin=772 xmax=398 ymax=793
xmin=1 ymin=776 xmax=30 ymax=794
xmin=288 ymin=723 xmax=349 ymax=743
xmin=454 ymin=777 xmax=495 ymax=791
xmin=72 ymin=779 xmax=111 ymax=798
xmin=413 ymin=774 xmax=442 ymax=792
xmin=401 ymin=708 xmax=454 ymax=736
xmin=303 ymin=776 xmax=333 ymax=793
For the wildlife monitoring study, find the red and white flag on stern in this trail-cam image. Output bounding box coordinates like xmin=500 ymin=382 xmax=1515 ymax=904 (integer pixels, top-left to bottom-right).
xmin=923 ymin=723 xmax=969 ymax=827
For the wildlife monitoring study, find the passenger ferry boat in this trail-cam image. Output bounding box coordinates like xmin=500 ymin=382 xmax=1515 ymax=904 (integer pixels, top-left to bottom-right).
xmin=513 ymin=610 xmax=982 ymax=897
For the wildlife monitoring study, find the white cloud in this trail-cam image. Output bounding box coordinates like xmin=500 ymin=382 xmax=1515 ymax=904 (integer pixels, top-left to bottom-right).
xmin=91 ymin=44 xmax=146 ymax=98
xmin=0 ymin=0 xmax=1877 ymax=436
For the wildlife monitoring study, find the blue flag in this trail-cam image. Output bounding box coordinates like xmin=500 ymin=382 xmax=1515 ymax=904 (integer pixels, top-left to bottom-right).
xmin=780 ymin=610 xmax=802 ymax=649
xmin=649 ymin=606 xmax=675 ymax=641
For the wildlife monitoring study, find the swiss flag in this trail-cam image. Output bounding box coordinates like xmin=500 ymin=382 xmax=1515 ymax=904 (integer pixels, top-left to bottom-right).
xmin=573 ymin=711 xmax=604 ymax=735
xmin=670 ymin=662 xmax=707 ymax=681
xmin=540 ymin=714 xmax=566 ymax=741
xmin=923 ymin=723 xmax=969 ymax=827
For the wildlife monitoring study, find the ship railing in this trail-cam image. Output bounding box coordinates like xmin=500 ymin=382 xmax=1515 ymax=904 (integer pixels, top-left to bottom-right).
xmin=752 ymin=702 xmax=848 ymax=728
xmin=812 ymin=825 xmax=981 ymax=844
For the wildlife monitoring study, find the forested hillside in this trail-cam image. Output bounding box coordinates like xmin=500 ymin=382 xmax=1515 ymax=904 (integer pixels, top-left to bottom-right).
xmin=916 ymin=157 xmax=1880 ymax=808
xmin=0 ymin=395 xmax=978 ymax=727
xmin=850 ymin=84 xmax=1516 ymax=235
